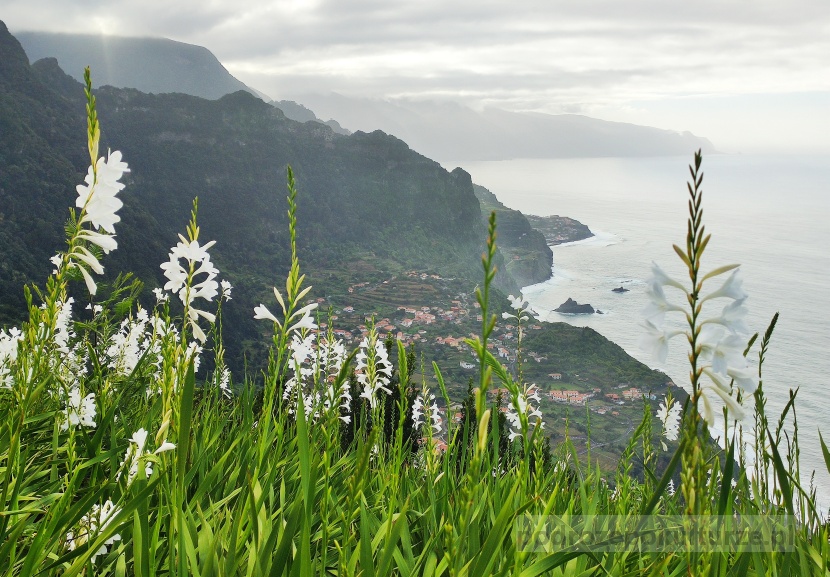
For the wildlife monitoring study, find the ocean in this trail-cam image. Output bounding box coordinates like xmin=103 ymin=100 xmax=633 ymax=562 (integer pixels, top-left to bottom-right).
xmin=449 ymin=154 xmax=830 ymax=510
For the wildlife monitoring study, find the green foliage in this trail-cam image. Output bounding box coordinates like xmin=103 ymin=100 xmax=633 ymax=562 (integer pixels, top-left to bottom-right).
xmin=0 ymin=31 xmax=828 ymax=576
xmin=525 ymin=323 xmax=669 ymax=388
xmin=0 ymin=26 xmax=517 ymax=374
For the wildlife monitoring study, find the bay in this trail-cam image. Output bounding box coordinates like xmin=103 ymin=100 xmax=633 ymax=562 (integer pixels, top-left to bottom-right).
xmin=449 ymin=154 xmax=830 ymax=510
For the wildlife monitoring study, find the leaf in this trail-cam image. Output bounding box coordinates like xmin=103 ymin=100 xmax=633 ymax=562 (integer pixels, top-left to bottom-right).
xmin=717 ymin=439 xmax=736 ymax=516
xmin=519 ymin=551 xmax=585 ymax=577
xmin=701 ymin=264 xmax=740 ymax=282
xmin=766 ymin=430 xmax=795 ymax=517
xmin=177 ymin=359 xmax=196 ymax=483
xmin=640 ymin=437 xmax=685 ymax=516
xmin=819 ymin=431 xmax=830 ymax=476
xmin=672 ymin=244 xmax=692 ymax=269
xmin=360 ymin=500 xmax=376 ymax=577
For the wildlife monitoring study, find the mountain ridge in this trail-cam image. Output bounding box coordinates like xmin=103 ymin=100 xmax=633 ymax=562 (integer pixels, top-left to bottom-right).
xmin=0 ymin=22 xmax=531 ymax=369
xmin=14 ymin=30 xmax=716 ymax=162
xmin=289 ymin=93 xmax=718 ymax=161
xmin=15 ymin=30 xmax=262 ymax=100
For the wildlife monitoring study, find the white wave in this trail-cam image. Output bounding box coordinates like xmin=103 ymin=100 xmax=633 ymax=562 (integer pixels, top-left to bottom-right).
xmin=554 ymin=228 xmax=618 ymax=248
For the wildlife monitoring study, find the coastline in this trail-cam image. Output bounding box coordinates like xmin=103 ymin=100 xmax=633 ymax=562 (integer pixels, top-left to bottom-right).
xmin=519 ymin=236 xmax=830 ymax=515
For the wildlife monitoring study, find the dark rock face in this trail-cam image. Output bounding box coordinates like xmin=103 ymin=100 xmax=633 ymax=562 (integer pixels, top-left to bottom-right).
xmin=554 ymin=298 xmax=595 ymax=314
xmin=472 ymin=184 xmax=554 ymax=292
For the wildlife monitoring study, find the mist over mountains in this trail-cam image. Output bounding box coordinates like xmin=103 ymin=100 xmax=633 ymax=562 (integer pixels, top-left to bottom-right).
xmin=16 ymin=31 xmax=264 ymax=100
xmin=284 ymin=94 xmax=717 ymax=162
xmin=14 ymin=30 xmax=715 ymax=162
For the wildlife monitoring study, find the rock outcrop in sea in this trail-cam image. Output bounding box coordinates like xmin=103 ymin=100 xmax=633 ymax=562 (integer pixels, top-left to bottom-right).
xmin=554 ymin=298 xmax=595 ymax=314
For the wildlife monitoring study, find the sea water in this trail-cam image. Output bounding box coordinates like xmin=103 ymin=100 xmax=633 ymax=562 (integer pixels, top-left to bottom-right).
xmin=450 ymin=154 xmax=830 ymax=510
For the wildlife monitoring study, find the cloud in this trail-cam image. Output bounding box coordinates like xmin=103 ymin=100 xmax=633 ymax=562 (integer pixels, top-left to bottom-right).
xmin=3 ymin=0 xmax=829 ymax=151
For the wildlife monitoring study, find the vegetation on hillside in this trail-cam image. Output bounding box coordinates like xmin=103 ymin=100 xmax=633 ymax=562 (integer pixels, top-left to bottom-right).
xmin=0 ymin=78 xmax=828 ymax=576
xmin=0 ymin=21 xmax=539 ymax=373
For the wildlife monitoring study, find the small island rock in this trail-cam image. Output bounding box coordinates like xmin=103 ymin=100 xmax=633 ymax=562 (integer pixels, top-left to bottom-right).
xmin=612 ymin=286 xmax=629 ymax=293
xmin=554 ymin=298 xmax=595 ymax=314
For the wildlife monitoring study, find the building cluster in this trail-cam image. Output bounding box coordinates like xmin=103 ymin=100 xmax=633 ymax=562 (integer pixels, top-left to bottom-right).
xmin=549 ymin=389 xmax=594 ymax=406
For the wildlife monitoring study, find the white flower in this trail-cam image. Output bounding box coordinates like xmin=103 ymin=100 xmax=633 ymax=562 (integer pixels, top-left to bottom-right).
xmin=318 ymin=338 xmax=350 ymax=422
xmin=161 ymin=238 xmax=218 ymax=297
xmin=117 ymin=428 xmax=176 ymax=487
xmin=725 ymin=366 xmax=757 ymax=394
xmin=288 ymin=308 xmax=317 ymax=333
xmin=160 ymin=254 xmax=188 ymax=295
xmin=153 ymin=287 xmax=169 ymax=303
xmin=355 ymin=334 xmax=393 ymax=409
xmin=185 ymin=342 xmax=203 ymax=373
xmin=505 ymin=384 xmax=544 ymax=442
xmin=649 ymin=262 xmax=688 ymax=293
xmin=430 ymin=406 xmax=443 ymax=434
xmin=412 ymin=392 xmax=441 ymax=434
xmin=61 ymin=387 xmax=96 ymax=430
xmin=67 ymin=150 xmax=128 ymax=296
xmin=503 ymin=294 xmax=535 ymax=322
xmin=642 ymin=282 xmax=686 ymax=325
xmin=172 ymin=237 xmax=215 ymax=263
xmin=117 ymin=428 xmax=152 ymax=485
xmin=160 ymin=235 xmax=221 ymax=343
xmin=698 ymin=326 xmax=747 ymax=376
xmin=53 ymin=298 xmax=75 ymax=354
xmin=75 ymin=150 xmax=129 ymax=235
xmin=65 ymin=499 xmax=122 ymax=563
xmin=290 ymin=333 xmax=316 ymax=368
xmin=638 ymin=320 xmax=683 ymax=364
xmin=77 ymin=229 xmax=118 ymax=254
xmin=699 ymin=368 xmax=748 ymax=426
xmin=701 ymin=297 xmax=749 ymax=335
xmin=50 ymin=254 xmax=62 ymax=274
xmin=254 ymin=288 xmax=318 ymax=335
xmin=106 ymin=311 xmax=151 ymax=376
xmin=702 ymin=269 xmax=747 ymax=302
xmin=412 ymin=395 xmax=425 ymax=429
xmin=67 ymin=245 xmax=106 ymax=295
xmin=217 ymin=366 xmax=231 ymax=397
xmin=655 ymin=396 xmax=681 ymax=450
xmin=0 ymin=327 xmax=22 ymax=389
xmin=186 ymin=307 xmax=215 ymax=343
xmin=220 ymin=279 xmax=233 ymax=301
xmin=254 ymin=304 xmax=280 ymax=325
xmin=667 ymin=479 xmax=676 ymax=496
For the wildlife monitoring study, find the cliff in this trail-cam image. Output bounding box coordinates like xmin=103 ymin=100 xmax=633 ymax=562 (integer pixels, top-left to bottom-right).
xmin=473 ymin=184 xmax=553 ymax=289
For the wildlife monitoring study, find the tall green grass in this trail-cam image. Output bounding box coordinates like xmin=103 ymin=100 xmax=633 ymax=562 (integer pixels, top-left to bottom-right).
xmin=0 ymin=75 xmax=828 ymax=577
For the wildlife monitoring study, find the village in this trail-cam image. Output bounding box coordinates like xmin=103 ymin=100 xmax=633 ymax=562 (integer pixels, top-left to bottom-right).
xmin=304 ymin=268 xmax=674 ymax=462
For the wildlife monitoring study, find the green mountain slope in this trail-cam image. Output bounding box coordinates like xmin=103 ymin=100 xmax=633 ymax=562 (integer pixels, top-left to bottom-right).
xmin=0 ymin=21 xmax=523 ymax=368
xmin=0 ymin=22 xmax=678 ymax=464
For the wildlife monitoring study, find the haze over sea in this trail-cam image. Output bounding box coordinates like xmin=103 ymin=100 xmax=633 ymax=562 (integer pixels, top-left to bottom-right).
xmin=452 ymin=154 xmax=830 ymax=510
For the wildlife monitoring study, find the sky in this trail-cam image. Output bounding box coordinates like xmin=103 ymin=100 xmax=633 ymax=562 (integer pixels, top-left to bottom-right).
xmin=5 ymin=0 xmax=830 ymax=154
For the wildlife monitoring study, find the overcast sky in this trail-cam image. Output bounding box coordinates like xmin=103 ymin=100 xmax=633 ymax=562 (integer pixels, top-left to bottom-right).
xmin=5 ymin=0 xmax=830 ymax=153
